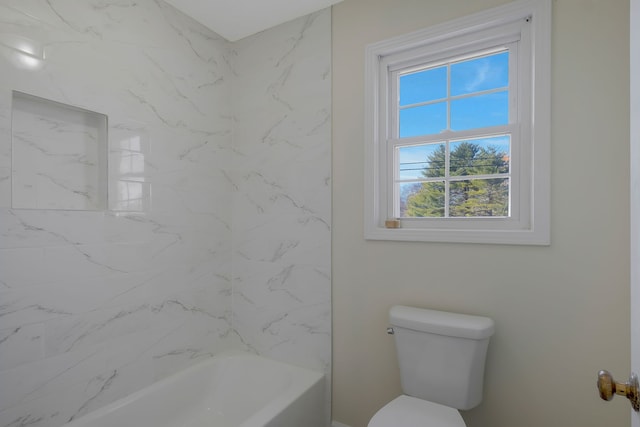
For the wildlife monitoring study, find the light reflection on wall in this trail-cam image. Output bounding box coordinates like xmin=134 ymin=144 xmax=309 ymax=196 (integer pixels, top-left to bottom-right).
xmin=109 ymin=129 xmax=151 ymax=212
xmin=0 ymin=35 xmax=45 ymax=70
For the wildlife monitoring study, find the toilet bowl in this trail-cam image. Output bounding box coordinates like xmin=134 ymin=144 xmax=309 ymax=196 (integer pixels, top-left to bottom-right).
xmin=369 ymin=395 xmax=465 ymax=427
xmin=367 ymin=306 xmax=494 ymax=427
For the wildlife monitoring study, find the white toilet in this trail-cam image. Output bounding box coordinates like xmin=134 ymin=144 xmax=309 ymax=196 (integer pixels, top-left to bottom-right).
xmin=368 ymin=305 xmax=495 ymax=427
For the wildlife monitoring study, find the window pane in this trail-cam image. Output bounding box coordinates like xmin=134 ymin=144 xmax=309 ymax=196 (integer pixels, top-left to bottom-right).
xmin=450 ymin=91 xmax=508 ymax=131
xmin=399 ymin=102 xmax=447 ymax=137
xmin=398 ymin=143 xmax=446 ymax=179
xmin=451 ymin=51 xmax=509 ymax=97
xmin=400 ymin=181 xmax=445 ymax=218
xmin=449 ymin=178 xmax=509 ymax=217
xmin=399 ymin=66 xmax=447 ymax=106
xmin=449 ymin=135 xmax=510 ymax=177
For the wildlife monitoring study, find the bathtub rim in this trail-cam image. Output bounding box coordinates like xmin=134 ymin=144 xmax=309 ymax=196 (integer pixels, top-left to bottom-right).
xmin=62 ymin=349 xmax=325 ymax=427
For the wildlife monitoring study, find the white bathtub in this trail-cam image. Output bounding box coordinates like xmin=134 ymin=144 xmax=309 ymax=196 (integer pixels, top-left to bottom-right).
xmin=63 ymin=351 xmax=326 ymax=427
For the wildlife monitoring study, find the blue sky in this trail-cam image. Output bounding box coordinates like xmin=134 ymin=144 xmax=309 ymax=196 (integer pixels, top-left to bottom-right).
xmin=396 ymin=50 xmax=511 ymax=180
xmin=398 ymin=51 xmax=509 ymax=138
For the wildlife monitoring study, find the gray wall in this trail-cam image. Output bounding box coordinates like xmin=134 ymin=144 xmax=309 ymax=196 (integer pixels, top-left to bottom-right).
xmin=331 ymin=0 xmax=630 ymax=426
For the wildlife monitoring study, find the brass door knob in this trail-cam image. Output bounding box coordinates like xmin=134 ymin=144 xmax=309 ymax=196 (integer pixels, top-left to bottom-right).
xmin=597 ymin=370 xmax=640 ymax=411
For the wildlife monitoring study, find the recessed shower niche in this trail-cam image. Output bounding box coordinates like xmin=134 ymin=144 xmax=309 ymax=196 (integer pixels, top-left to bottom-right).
xmin=11 ymin=91 xmax=108 ymax=210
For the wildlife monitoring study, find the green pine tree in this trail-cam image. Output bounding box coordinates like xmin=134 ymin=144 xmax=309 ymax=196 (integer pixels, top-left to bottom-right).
xmin=404 ymin=142 xmax=509 ymax=217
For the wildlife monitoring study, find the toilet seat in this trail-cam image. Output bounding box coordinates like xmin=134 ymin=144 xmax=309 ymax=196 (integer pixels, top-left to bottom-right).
xmin=368 ymin=395 xmax=466 ymax=427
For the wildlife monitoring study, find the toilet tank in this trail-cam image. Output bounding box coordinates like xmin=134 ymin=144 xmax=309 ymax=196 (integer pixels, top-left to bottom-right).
xmin=389 ymin=306 xmax=495 ymax=411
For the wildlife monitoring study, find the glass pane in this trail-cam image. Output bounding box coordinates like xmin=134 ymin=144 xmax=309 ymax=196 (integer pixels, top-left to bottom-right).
xmin=450 ymin=91 xmax=508 ymax=131
xmin=400 ymin=181 xmax=445 ymax=218
xmin=449 ymin=135 xmax=510 ymax=177
xmin=451 ymin=51 xmax=509 ymax=97
xmin=449 ymin=178 xmax=509 ymax=217
xmin=399 ymin=66 xmax=447 ymax=106
xmin=399 ymin=102 xmax=447 ymax=137
xmin=398 ymin=143 xmax=446 ymax=179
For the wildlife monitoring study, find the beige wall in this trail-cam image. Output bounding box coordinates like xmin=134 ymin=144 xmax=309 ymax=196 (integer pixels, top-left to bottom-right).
xmin=331 ymin=0 xmax=630 ymax=426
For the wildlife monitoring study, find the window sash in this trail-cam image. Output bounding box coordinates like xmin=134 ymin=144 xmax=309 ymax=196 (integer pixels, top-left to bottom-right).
xmin=389 ymin=127 xmax=517 ymax=220
xmin=393 ymin=47 xmax=514 ymax=139
xmin=387 ymin=41 xmax=519 ymax=221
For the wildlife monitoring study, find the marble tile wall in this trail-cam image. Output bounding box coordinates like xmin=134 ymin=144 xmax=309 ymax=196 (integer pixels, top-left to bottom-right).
xmin=0 ymin=1 xmax=233 ymax=426
xmin=231 ymin=9 xmax=332 ymax=374
xmin=0 ymin=2 xmax=331 ymax=427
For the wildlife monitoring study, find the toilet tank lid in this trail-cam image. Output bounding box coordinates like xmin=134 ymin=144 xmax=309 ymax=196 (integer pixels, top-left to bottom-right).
xmin=389 ymin=306 xmax=495 ymax=339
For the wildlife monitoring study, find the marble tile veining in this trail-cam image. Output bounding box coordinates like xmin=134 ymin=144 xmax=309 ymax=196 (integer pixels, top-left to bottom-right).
xmin=0 ymin=1 xmax=233 ymax=426
xmin=0 ymin=2 xmax=330 ymax=427
xmin=231 ymin=9 xmax=331 ymax=424
xmin=11 ymin=91 xmax=108 ymax=211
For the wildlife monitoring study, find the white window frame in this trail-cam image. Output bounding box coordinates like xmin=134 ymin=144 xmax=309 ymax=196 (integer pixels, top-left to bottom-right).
xmin=364 ymin=0 xmax=551 ymax=245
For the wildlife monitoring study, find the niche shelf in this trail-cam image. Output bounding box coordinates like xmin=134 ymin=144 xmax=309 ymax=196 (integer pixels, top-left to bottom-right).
xmin=11 ymin=91 xmax=108 ymax=210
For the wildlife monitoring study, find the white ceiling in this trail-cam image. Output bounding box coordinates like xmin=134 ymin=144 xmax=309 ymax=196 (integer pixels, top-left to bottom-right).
xmin=164 ymin=0 xmax=343 ymax=42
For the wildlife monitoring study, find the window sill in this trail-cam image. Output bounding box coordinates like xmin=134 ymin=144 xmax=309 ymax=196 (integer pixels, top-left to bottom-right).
xmin=364 ymin=224 xmax=550 ymax=245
